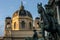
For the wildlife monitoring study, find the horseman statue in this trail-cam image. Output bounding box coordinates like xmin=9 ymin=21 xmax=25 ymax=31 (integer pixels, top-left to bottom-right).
xmin=37 ymin=3 xmax=60 ymax=40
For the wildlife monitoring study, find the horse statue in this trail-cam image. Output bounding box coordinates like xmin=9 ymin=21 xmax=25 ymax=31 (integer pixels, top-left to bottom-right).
xmin=37 ymin=3 xmax=60 ymax=40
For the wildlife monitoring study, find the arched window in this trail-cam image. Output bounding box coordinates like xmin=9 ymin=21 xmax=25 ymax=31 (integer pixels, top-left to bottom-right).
xmin=29 ymin=22 xmax=32 ymax=29
xmin=21 ymin=21 xmax=25 ymax=28
xmin=37 ymin=22 xmax=40 ymax=28
xmin=14 ymin=22 xmax=16 ymax=29
xmin=7 ymin=22 xmax=10 ymax=28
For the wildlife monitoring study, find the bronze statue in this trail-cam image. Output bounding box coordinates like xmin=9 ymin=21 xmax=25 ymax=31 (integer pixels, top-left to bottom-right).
xmin=33 ymin=29 xmax=38 ymax=40
xmin=37 ymin=3 xmax=60 ymax=40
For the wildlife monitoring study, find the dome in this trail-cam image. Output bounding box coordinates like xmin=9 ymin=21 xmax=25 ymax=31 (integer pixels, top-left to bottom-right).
xmin=6 ymin=17 xmax=11 ymax=19
xmin=12 ymin=2 xmax=32 ymax=18
xmin=19 ymin=10 xmax=32 ymax=18
xmin=35 ymin=17 xmax=40 ymax=19
xmin=13 ymin=10 xmax=32 ymax=18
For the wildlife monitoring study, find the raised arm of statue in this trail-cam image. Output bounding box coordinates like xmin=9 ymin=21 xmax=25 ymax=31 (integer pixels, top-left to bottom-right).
xmin=37 ymin=3 xmax=43 ymax=9
xmin=37 ymin=3 xmax=45 ymax=14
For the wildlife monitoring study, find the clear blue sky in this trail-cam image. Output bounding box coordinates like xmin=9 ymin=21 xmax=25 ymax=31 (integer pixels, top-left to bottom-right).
xmin=0 ymin=0 xmax=48 ymax=36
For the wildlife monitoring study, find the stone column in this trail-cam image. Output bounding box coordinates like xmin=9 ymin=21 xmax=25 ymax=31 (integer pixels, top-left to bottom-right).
xmin=55 ymin=0 xmax=60 ymax=24
xmin=56 ymin=6 xmax=60 ymax=24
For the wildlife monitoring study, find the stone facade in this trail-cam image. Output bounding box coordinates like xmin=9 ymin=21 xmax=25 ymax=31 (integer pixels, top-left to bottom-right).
xmin=0 ymin=37 xmax=3 ymax=40
xmin=4 ymin=30 xmax=34 ymax=40
xmin=3 ymin=2 xmax=42 ymax=40
xmin=33 ymin=17 xmax=41 ymax=30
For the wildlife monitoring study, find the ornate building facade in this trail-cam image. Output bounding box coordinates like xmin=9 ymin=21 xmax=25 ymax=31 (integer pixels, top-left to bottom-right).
xmin=33 ymin=17 xmax=41 ymax=30
xmin=3 ymin=2 xmax=42 ymax=40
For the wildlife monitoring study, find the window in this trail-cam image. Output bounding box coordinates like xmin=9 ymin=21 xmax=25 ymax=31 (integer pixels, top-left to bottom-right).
xmin=21 ymin=21 xmax=25 ymax=28
xmin=14 ymin=22 xmax=16 ymax=29
xmin=29 ymin=22 xmax=32 ymax=29
xmin=7 ymin=22 xmax=10 ymax=25
xmin=7 ymin=23 xmax=10 ymax=28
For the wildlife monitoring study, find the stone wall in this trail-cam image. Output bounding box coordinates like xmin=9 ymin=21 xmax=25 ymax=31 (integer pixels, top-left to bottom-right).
xmin=3 ymin=30 xmax=42 ymax=40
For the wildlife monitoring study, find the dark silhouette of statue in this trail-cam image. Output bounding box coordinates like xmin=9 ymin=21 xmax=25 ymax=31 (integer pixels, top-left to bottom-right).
xmin=33 ymin=30 xmax=38 ymax=40
xmin=37 ymin=3 xmax=60 ymax=40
